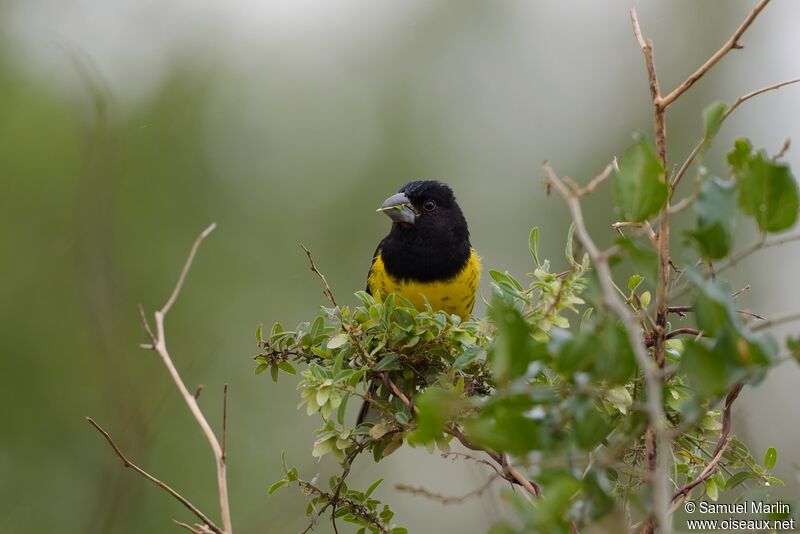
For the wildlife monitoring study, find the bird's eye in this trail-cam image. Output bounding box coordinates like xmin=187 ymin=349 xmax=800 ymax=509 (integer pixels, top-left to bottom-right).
xmin=423 ymin=199 xmax=437 ymax=212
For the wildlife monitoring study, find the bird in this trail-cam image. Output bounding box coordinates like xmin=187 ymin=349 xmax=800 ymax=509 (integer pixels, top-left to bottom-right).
xmin=357 ymin=180 xmax=481 ymax=425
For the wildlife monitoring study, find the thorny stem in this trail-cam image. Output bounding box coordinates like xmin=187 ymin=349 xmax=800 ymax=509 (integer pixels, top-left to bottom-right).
xmin=544 ymin=162 xmax=669 ymax=532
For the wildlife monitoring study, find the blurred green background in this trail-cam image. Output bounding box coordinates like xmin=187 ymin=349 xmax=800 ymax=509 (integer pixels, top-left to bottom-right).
xmin=2 ymin=1 xmax=800 ymax=532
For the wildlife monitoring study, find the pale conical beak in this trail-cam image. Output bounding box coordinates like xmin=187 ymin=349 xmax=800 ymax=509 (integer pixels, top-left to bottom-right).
xmin=376 ymin=192 xmax=416 ymax=224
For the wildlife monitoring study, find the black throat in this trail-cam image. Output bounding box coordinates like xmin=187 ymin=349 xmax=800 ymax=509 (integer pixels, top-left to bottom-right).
xmin=379 ymin=225 xmax=471 ymax=282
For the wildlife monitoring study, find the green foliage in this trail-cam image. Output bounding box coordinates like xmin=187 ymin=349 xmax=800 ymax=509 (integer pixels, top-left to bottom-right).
xmin=728 ymin=138 xmax=799 ymax=233
xmin=685 ymin=176 xmax=738 ymax=259
xmin=613 ymin=137 xmax=668 ymax=222
xmin=257 ymin=112 xmax=798 ymax=532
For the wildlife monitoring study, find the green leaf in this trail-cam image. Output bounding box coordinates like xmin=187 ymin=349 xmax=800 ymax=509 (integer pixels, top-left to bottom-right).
xmin=727 ymin=138 xmax=753 ymax=171
xmin=529 ymin=226 xmax=541 ymax=267
xmin=452 ymin=346 xmax=484 ymax=371
xmin=465 ymin=397 xmax=551 ymax=455
xmin=373 ymin=353 xmax=402 ymax=372
xmin=764 ymin=447 xmax=778 ymax=470
xmin=703 ymin=101 xmax=727 ymax=140
xmin=680 ymin=340 xmax=729 ymax=397
xmin=691 ymin=275 xmax=739 ymax=337
xmin=489 ymin=298 xmax=546 ymax=382
xmin=627 ymin=274 xmax=643 ymax=292
xmin=256 ymin=323 xmax=263 ymax=342
xmin=327 ymin=332 xmax=349 ymax=349
xmin=595 ymin=319 xmax=636 ymax=384
xmin=705 ymin=477 xmax=719 ymax=501
xmin=565 ymin=222 xmax=576 ymax=265
xmin=408 ymin=388 xmax=461 ymax=444
xmin=277 ymin=361 xmax=296 ymax=375
xmin=788 ymin=336 xmax=800 ymax=363
xmin=270 ymin=364 xmax=279 ymax=382
xmin=726 ymin=471 xmax=755 ymax=489
xmin=364 ymin=478 xmax=384 ymax=498
xmin=729 ymin=140 xmax=800 ymax=233
xmin=613 ymin=137 xmax=668 ymax=222
xmin=685 ymin=176 xmax=738 ymax=259
xmin=573 ymin=401 xmax=612 ymax=449
xmin=489 ymin=270 xmax=524 ymax=292
xmin=268 ymin=479 xmax=287 ymax=495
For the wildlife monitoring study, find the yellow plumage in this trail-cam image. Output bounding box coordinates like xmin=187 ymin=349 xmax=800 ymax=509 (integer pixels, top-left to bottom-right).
xmin=367 ymin=248 xmax=481 ymax=318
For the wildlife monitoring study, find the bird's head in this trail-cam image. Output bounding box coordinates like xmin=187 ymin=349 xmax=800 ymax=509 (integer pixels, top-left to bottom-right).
xmin=377 ymin=180 xmax=469 ymax=243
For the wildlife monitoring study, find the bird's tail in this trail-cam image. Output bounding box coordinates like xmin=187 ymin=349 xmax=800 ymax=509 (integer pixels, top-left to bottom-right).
xmin=356 ymin=381 xmax=379 ymax=426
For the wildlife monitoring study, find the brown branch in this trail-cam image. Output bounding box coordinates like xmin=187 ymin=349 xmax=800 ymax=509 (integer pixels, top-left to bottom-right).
xmin=135 ymin=223 xmax=233 ymax=533
xmin=671 ymin=383 xmax=744 ymax=508
xmin=86 ymin=417 xmax=223 ymax=534
xmin=630 ymin=8 xmax=666 ymax=163
xmin=300 ymin=244 xmax=338 ymax=307
xmin=665 ymin=327 xmax=701 ymax=340
xmin=659 ymin=0 xmax=771 ymax=108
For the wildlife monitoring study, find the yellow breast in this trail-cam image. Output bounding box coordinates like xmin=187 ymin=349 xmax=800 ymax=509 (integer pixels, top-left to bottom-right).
xmin=367 ymin=248 xmax=481 ymax=318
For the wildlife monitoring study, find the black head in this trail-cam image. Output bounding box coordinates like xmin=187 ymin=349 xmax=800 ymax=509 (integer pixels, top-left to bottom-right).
xmin=378 ymin=180 xmax=470 ymax=245
xmin=376 ymin=180 xmax=472 ymax=281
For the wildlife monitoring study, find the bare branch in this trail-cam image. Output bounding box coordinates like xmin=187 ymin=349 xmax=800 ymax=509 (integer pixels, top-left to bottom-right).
xmin=300 ymin=244 xmax=338 ymax=307
xmin=86 ymin=418 xmax=223 ymax=534
xmin=660 ymin=0 xmax=772 ymax=108
xmin=133 ymin=224 xmax=232 ymax=533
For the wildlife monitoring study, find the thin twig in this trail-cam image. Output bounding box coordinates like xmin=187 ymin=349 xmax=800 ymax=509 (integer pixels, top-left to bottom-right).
xmin=665 ymin=327 xmax=702 ymax=341
xmin=659 ymin=0 xmax=772 ymax=108
xmin=86 ymin=417 xmax=223 ymax=534
xmin=222 ymin=384 xmax=229 ymax=462
xmin=752 ymin=311 xmax=800 ymax=332
xmin=139 ymin=303 xmax=157 ymax=346
xmin=670 ymin=78 xmax=800 ymax=195
xmin=575 ymin=161 xmax=616 ymax=196
xmin=395 ymin=474 xmax=500 ymax=505
xmin=162 ymin=224 xmax=217 ymax=316
xmin=301 ymin=244 xmax=338 ymax=307
xmin=671 ymin=383 xmax=744 ymax=509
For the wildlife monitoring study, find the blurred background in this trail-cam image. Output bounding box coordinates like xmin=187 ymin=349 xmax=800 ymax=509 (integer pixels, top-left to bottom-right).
xmin=2 ymin=0 xmax=800 ymax=532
